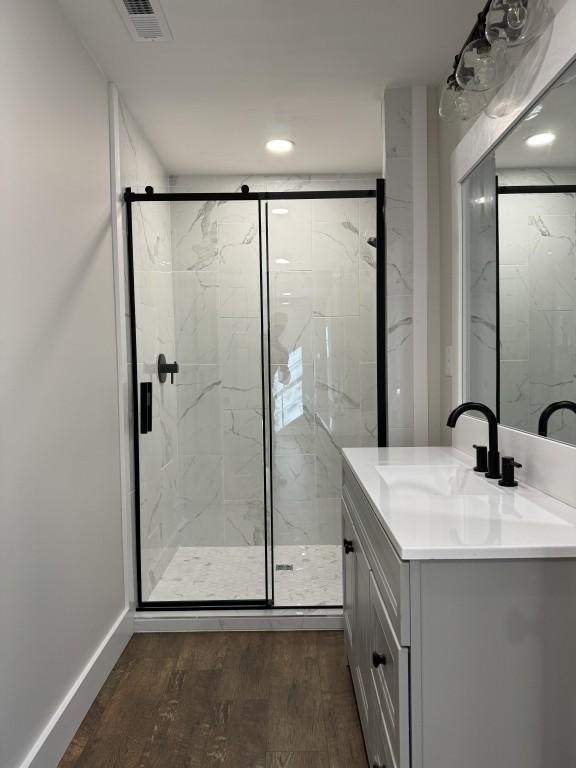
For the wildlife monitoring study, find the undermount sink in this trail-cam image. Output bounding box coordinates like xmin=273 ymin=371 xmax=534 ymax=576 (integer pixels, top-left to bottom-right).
xmin=375 ymin=464 xmax=503 ymax=497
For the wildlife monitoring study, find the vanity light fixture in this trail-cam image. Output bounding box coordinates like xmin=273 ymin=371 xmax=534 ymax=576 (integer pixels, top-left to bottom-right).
xmin=439 ymin=0 xmax=554 ymax=122
xmin=486 ymin=0 xmax=551 ymax=48
xmin=525 ymin=131 xmax=555 ymax=147
xmin=271 ymin=207 xmax=289 ymax=215
xmin=456 ymin=35 xmax=510 ymax=92
xmin=266 ymin=139 xmax=295 ymax=154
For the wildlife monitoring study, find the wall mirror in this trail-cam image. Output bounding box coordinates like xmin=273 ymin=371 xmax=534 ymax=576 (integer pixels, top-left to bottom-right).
xmin=464 ymin=58 xmax=576 ymax=447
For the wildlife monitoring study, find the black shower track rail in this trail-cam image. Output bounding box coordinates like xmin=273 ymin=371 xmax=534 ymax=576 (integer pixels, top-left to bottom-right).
xmin=124 ymin=189 xmax=377 ymax=202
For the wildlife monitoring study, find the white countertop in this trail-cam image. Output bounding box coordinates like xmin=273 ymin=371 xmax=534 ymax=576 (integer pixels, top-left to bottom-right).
xmin=342 ymin=447 xmax=576 ymax=560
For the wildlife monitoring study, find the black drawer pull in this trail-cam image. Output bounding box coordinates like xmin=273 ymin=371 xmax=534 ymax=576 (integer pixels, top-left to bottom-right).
xmin=372 ymin=651 xmax=387 ymax=668
xmin=343 ymin=538 xmax=354 ymax=554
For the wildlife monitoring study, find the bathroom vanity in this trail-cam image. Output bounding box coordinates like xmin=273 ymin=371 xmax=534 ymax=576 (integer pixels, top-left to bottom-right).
xmin=342 ymin=447 xmax=576 ymax=768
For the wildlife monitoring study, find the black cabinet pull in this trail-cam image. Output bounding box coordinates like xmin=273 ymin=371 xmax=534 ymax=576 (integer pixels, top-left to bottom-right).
xmin=158 ymin=353 xmax=179 ymax=384
xmin=140 ymin=382 xmax=152 ymax=434
xmin=343 ymin=538 xmax=354 ymax=554
xmin=372 ymin=651 xmax=387 ymax=668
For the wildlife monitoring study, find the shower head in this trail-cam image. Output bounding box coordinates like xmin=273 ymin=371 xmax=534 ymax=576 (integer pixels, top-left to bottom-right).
xmin=367 ymin=236 xmax=377 ymax=249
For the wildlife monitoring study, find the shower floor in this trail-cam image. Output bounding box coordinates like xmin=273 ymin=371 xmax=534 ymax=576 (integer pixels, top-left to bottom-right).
xmin=147 ymin=544 xmax=342 ymax=606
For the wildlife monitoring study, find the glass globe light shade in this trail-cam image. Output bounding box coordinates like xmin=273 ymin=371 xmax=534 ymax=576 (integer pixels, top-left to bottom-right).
xmin=439 ymin=80 xmax=478 ymax=123
xmin=485 ymin=0 xmax=551 ymax=47
xmin=455 ymin=38 xmax=511 ymax=92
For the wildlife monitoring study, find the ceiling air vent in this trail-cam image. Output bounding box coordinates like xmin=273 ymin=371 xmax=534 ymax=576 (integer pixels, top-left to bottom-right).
xmin=114 ymin=0 xmax=173 ymax=42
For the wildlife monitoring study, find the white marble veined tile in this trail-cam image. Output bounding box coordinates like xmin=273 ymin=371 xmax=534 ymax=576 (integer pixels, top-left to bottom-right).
xmin=219 ymin=238 xmax=261 ymax=319
xmin=386 ymin=204 xmax=413 ymax=296
xmin=385 ymin=88 xmax=412 ymax=159
xmin=268 ymin=200 xmax=312 ymax=272
xmin=359 ymin=197 xmax=377 ymax=269
xmin=360 ymin=363 xmax=378 ymax=446
xmin=177 ymin=365 xmax=222 ymax=454
xmin=528 ymin=309 xmax=576 ymax=405
xmin=269 ymin=272 xmax=314 ymax=365
xmin=314 ymin=316 xmax=361 ymax=410
xmin=224 ymin=500 xmax=265 ymax=546
xmin=132 ymin=201 xmax=172 ymax=273
xmin=500 ymin=265 xmax=529 ymax=361
xmin=311 ymin=220 xmax=359 ymax=273
xmin=312 ymin=268 xmax=359 ymax=317
xmin=271 ymin=362 xmax=315 ymax=443
xmin=171 ymin=200 xmax=219 ymax=271
xmin=179 ymin=454 xmax=223 ymax=507
xmin=222 ymin=409 xmax=264 ymax=501
xmin=274 ymin=453 xmax=315 ymax=503
xmin=528 ymin=215 xmax=576 ymax=311
xmin=147 ymin=544 xmax=342 ymax=606
xmin=500 ymin=360 xmax=531 ymax=433
xmin=220 ymin=318 xmax=263 ymax=409
xmin=387 ymin=295 xmax=414 ymax=431
xmin=173 ymin=271 xmax=219 ymax=364
xmin=468 ymin=292 xmax=497 ymax=412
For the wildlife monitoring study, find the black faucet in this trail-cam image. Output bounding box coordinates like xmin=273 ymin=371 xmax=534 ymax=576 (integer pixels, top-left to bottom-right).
xmin=446 ymin=402 xmax=501 ymax=479
xmin=537 ymin=401 xmax=576 ymax=437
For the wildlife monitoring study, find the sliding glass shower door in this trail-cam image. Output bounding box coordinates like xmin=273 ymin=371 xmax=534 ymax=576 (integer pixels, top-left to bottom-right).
xmin=129 ymin=194 xmax=270 ymax=606
xmin=127 ymin=185 xmax=380 ymax=609
xmin=266 ymin=196 xmax=378 ymax=607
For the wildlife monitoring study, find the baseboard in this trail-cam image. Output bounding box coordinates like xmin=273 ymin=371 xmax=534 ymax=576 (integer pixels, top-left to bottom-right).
xmin=19 ymin=607 xmax=133 ymax=768
xmin=134 ymin=609 xmax=344 ymax=632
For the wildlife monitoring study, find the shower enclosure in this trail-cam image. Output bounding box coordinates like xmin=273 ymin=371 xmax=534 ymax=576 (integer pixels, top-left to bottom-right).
xmin=125 ymin=183 xmax=384 ymax=609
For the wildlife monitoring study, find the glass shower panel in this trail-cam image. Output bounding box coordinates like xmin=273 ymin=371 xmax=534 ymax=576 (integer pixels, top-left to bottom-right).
xmin=267 ymin=196 xmax=378 ymax=607
xmin=132 ymin=197 xmax=268 ymax=604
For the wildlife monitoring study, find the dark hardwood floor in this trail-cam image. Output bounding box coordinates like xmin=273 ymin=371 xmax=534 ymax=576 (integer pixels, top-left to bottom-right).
xmin=58 ymin=631 xmax=368 ymax=768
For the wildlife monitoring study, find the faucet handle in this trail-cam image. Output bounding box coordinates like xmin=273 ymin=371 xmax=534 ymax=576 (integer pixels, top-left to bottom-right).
xmin=472 ymin=444 xmax=488 ymax=473
xmin=498 ymin=456 xmax=522 ymax=488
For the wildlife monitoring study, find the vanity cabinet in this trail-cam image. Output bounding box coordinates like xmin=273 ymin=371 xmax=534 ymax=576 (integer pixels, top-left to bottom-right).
xmin=341 ymin=456 xmax=576 ymax=768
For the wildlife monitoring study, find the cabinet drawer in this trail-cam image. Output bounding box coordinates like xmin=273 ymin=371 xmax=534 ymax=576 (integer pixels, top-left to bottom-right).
xmin=369 ymin=675 xmax=396 ymax=768
xmin=343 ymin=462 xmax=410 ymax=645
xmin=370 ymin=573 xmax=410 ymax=768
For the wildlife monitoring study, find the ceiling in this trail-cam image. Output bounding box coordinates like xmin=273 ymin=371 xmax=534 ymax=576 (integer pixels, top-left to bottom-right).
xmin=496 ymin=62 xmax=576 ymax=169
xmin=59 ymin=0 xmax=482 ymax=175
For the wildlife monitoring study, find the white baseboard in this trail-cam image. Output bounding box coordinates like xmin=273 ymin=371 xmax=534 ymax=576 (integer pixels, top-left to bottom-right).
xmin=134 ymin=609 xmax=344 ymax=633
xmin=19 ymin=607 xmax=133 ymax=768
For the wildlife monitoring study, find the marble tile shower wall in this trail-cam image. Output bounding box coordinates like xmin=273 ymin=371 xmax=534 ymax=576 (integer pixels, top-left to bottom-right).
xmin=169 ymin=175 xmax=378 ymax=549
xmin=465 ymin=153 xmax=498 ymax=414
xmin=171 ymin=199 xmax=266 ymax=549
xmin=498 ymin=168 xmax=576 ymax=445
xmin=384 ymin=89 xmax=415 ymax=446
xmin=119 ymin=101 xmax=180 ymax=600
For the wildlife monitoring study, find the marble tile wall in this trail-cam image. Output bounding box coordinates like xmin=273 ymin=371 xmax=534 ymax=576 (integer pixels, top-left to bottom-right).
xmin=171 ymin=198 xmax=267 ymax=552
xmin=268 ymin=195 xmax=378 ymax=548
xmin=464 ymin=153 xmax=498 ymax=414
xmin=497 ymin=167 xmax=576 ymax=445
xmin=384 ymin=88 xmax=414 ymax=446
xmin=119 ymin=100 xmax=181 ymax=601
xmin=170 ymin=175 xmax=378 ymax=551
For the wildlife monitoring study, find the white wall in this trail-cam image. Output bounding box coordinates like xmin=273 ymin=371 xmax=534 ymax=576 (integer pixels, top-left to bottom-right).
xmin=0 ymin=2 xmax=127 ymax=766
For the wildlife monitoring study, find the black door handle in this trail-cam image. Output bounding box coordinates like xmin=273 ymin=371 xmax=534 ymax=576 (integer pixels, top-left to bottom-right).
xmin=140 ymin=382 xmax=152 ymax=434
xmin=343 ymin=538 xmax=354 ymax=554
xmin=372 ymin=651 xmax=387 ymax=668
xmin=158 ymin=353 xmax=179 ymax=383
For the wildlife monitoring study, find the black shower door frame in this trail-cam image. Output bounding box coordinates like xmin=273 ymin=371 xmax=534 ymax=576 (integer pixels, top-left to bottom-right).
xmin=125 ymin=183 xmax=387 ymax=611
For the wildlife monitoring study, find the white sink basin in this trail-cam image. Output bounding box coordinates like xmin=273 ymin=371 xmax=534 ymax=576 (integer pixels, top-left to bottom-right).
xmin=375 ymin=464 xmax=503 ymax=497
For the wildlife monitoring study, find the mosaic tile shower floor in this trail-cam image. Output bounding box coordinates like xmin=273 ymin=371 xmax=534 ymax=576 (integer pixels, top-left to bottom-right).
xmin=148 ymin=544 xmax=343 ymax=606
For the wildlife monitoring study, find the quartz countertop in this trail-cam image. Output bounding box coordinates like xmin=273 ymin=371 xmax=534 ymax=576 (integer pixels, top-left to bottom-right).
xmin=342 ymin=447 xmax=576 ymax=560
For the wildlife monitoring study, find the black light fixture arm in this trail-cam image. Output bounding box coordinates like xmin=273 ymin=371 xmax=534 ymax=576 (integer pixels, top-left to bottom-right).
xmin=445 ymin=0 xmax=498 ymax=87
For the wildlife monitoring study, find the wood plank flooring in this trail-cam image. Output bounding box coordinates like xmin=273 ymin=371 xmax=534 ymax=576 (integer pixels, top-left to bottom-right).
xmin=59 ymin=631 xmax=368 ymax=768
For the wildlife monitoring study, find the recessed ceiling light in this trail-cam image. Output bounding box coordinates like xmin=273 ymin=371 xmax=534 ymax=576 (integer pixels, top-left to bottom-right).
xmin=282 ymin=291 xmax=292 ymax=297
xmin=281 ymin=301 xmax=291 ymax=306
xmin=266 ymin=139 xmax=295 ymax=154
xmin=525 ymin=131 xmax=555 ymax=147
xmin=275 ymin=258 xmax=290 ymax=265
xmin=271 ymin=207 xmax=289 ymax=215
xmin=474 ymin=196 xmax=487 ymax=204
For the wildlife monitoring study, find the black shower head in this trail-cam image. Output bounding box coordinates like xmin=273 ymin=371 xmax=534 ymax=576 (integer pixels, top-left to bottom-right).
xmin=367 ymin=236 xmax=377 ymax=249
